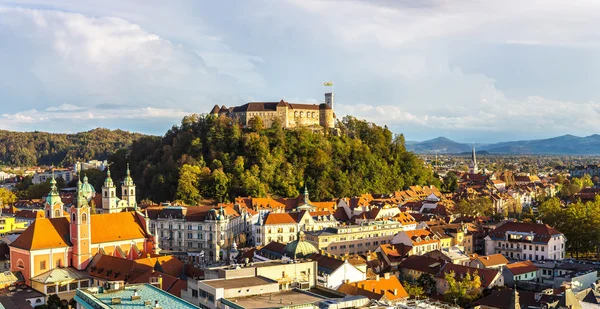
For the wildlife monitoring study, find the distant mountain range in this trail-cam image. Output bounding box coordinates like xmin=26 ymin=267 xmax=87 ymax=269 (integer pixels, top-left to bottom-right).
xmin=407 ymin=135 xmax=600 ymax=155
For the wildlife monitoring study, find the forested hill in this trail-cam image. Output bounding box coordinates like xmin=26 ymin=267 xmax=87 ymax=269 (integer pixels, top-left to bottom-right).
xmin=109 ymin=114 xmax=439 ymax=204
xmin=0 ymin=128 xmax=146 ymax=166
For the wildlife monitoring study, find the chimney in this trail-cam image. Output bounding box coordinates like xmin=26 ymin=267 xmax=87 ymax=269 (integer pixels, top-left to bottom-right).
xmin=158 ymin=275 xmax=163 ymax=290
xmin=394 ymin=289 xmax=398 ymax=296
xmin=384 ymin=273 xmax=390 ymax=279
xmin=375 ymin=275 xmax=380 ymax=281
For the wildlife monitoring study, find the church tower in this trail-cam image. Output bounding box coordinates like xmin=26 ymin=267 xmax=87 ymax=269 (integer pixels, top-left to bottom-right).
xmin=469 ymin=145 xmax=479 ymax=174
xmin=45 ymin=172 xmax=64 ymax=218
xmin=121 ymin=163 xmax=137 ymax=209
xmin=70 ymin=182 xmax=92 ymax=270
xmin=101 ymin=168 xmax=118 ymax=213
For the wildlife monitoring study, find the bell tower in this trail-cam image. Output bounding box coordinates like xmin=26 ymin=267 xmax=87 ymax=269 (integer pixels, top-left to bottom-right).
xmin=44 ymin=171 xmax=64 ymax=218
xmin=121 ymin=163 xmax=137 ymax=209
xmin=101 ymin=167 xmax=117 ymax=213
xmin=70 ymin=183 xmax=92 ymax=270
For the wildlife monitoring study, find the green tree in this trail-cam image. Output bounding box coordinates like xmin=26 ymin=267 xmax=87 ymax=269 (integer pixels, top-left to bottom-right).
xmin=0 ymin=188 xmax=17 ymax=205
xmin=444 ymin=271 xmax=482 ymax=306
xmin=175 ymin=164 xmax=203 ymax=205
xmin=402 ymin=281 xmax=424 ymax=297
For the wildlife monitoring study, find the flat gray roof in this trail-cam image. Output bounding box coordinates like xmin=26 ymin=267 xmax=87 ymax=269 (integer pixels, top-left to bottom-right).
xmin=223 ymin=290 xmax=325 ymax=309
xmin=202 ymin=276 xmax=277 ymax=289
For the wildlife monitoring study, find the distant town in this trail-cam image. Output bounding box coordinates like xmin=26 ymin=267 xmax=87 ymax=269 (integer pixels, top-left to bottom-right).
xmin=0 ymin=129 xmax=599 ymax=308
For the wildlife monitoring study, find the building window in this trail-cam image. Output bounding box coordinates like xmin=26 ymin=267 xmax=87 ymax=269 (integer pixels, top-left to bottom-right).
xmin=17 ymin=260 xmax=24 ymax=269
xmin=82 ymin=213 xmax=87 ymax=224
xmin=40 ymin=261 xmax=46 ymax=270
xmin=56 ymin=259 xmax=62 ymax=267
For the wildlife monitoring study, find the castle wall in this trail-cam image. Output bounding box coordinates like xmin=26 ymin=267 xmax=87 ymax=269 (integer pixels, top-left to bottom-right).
xmin=287 ymin=109 xmax=322 ymax=128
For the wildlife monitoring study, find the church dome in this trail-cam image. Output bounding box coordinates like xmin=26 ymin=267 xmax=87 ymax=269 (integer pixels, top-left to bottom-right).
xmin=283 ymin=231 xmax=317 ymax=259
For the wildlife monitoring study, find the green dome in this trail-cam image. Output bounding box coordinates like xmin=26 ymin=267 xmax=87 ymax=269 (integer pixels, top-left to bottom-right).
xmin=283 ymin=231 xmax=317 ymax=259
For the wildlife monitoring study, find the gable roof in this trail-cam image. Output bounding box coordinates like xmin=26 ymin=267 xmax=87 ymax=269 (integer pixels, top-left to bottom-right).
xmin=488 ymin=221 xmax=563 ymax=243
xmin=10 ymin=217 xmax=71 ymax=250
xmin=398 ymin=255 xmax=444 ymax=276
xmin=90 ymin=212 xmax=148 ymax=244
xmin=337 ymin=276 xmax=408 ymax=301
xmin=264 ymin=213 xmax=297 ymax=225
xmin=474 ymin=254 xmax=509 ymax=267
xmin=506 ymin=260 xmax=538 ymax=276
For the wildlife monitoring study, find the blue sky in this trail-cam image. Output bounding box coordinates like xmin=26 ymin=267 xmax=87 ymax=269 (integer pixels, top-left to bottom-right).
xmin=1 ymin=0 xmax=600 ymax=142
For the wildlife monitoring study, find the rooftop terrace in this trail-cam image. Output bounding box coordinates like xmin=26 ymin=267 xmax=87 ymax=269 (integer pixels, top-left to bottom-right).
xmin=75 ymin=283 xmax=199 ymax=309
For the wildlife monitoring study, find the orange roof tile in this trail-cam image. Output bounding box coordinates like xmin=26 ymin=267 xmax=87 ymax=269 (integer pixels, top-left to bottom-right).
xmin=91 ymin=212 xmax=148 ymax=244
xmin=10 ymin=217 xmax=71 ymax=250
xmin=475 ymin=254 xmax=508 ymax=267
xmin=506 ymin=260 xmax=537 ymax=276
xmin=264 ymin=213 xmax=297 ymax=225
xmin=337 ymin=275 xmax=408 ymax=301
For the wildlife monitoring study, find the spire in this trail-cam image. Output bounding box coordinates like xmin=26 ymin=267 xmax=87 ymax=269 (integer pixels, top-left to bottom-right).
xmin=303 ymin=185 xmax=310 ymax=203
xmin=471 ymin=144 xmax=477 ymax=165
xmin=76 ymin=178 xmax=88 ymax=208
xmin=49 ymin=169 xmax=59 ymax=196
xmin=123 ymin=163 xmax=134 ymax=186
xmin=103 ymin=166 xmax=114 ymax=188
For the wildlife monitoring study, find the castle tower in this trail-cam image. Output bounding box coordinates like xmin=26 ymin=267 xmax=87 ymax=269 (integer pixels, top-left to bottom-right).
xmin=320 ymin=92 xmax=335 ymax=129
xmin=70 ymin=181 xmax=92 ymax=270
xmin=121 ymin=163 xmax=137 ymax=209
xmin=325 ymin=92 xmax=334 ymax=109
xmin=101 ymin=168 xmax=118 ymax=213
xmin=469 ymin=145 xmax=478 ymax=174
xmin=45 ymin=172 xmax=64 ymax=218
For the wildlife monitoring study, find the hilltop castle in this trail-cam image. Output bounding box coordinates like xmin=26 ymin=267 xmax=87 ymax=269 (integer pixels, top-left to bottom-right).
xmin=210 ymin=92 xmax=336 ymax=129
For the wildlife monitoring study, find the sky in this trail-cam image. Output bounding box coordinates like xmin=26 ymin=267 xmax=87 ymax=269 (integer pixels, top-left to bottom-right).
xmin=1 ymin=0 xmax=600 ymax=142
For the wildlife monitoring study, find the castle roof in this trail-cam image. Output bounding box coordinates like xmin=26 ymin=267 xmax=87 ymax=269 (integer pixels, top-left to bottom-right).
xmin=231 ymin=101 xmax=322 ymax=113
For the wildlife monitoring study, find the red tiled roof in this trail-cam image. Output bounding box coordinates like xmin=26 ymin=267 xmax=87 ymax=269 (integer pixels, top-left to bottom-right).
xmin=488 ymin=221 xmax=563 ymax=243
xmin=398 ymin=255 xmax=444 ymax=276
xmin=264 ymin=213 xmax=297 ymax=225
xmin=506 ymin=260 xmax=537 ymax=276
xmin=338 ymin=276 xmax=408 ymax=301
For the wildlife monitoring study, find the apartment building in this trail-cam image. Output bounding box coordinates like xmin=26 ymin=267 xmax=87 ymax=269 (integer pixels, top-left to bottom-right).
xmin=148 ymin=205 xmax=256 ymax=265
xmin=484 ymin=221 xmax=566 ymax=261
xmin=304 ymin=221 xmax=408 ymax=256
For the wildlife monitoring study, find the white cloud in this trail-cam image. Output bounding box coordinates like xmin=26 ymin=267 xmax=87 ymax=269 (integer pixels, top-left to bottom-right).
xmin=0 ymin=105 xmax=189 ymax=132
xmin=45 ymin=104 xmax=82 ymax=111
xmin=0 ymin=6 xmax=253 ymax=114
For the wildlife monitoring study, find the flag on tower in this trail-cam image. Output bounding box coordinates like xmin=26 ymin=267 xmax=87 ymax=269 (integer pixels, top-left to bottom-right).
xmin=323 ymin=81 xmax=333 ymax=86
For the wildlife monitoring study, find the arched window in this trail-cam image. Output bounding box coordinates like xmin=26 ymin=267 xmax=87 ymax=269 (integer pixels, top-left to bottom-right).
xmin=131 ymin=190 xmax=134 ymax=195
xmin=294 ymin=111 xmax=298 ymax=117
xmin=55 ymin=209 xmax=61 ymax=217
xmin=300 ymin=112 xmax=304 ymax=117
xmin=82 ymin=213 xmax=88 ymax=224
xmin=104 ymin=191 xmax=107 ymax=197
xmin=72 ymin=213 xmax=76 ymax=223
xmin=312 ymin=112 xmax=315 ymax=118
xmin=17 ymin=259 xmax=24 ymax=269
xmin=111 ymin=191 xmax=114 ymax=197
